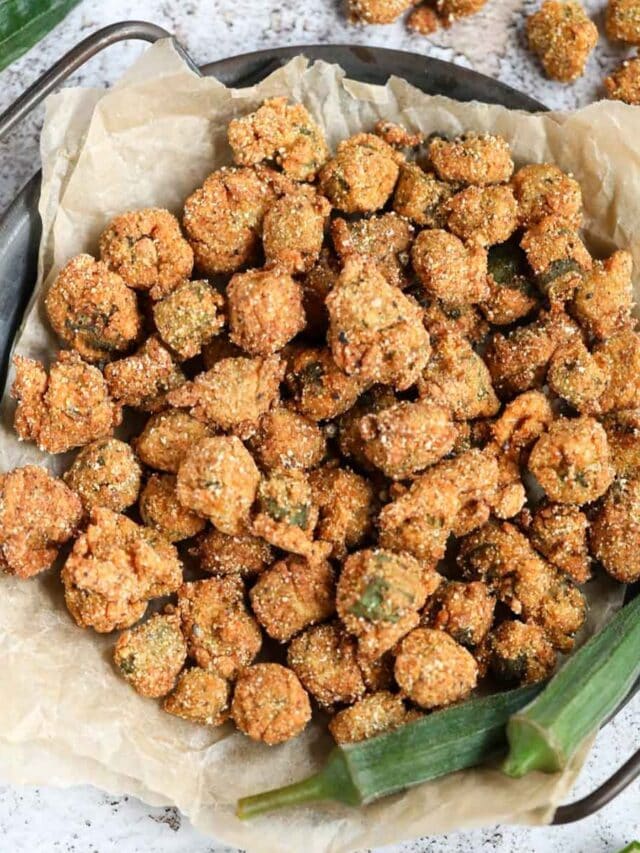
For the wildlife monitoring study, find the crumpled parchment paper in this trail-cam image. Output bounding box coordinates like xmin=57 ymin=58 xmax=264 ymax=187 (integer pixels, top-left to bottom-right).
xmin=0 ymin=38 xmax=635 ymax=853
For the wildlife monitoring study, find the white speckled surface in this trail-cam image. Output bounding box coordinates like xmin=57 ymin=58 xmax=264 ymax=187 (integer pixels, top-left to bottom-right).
xmin=0 ymin=2 xmax=638 ymax=851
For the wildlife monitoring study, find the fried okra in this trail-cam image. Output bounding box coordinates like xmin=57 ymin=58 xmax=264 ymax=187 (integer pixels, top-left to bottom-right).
xmin=231 ymin=663 xmax=312 ymax=745
xmin=569 ymin=251 xmax=633 ymax=341
xmin=374 ymin=120 xmax=424 ymax=149
xmin=152 ymin=280 xmax=225 ymax=360
xmin=481 ymin=240 xmax=538 ymax=326
xmin=436 ymin=0 xmax=488 ymax=20
xmin=0 ymin=466 xmax=82 ymax=579
xmin=528 ymin=503 xmax=591 ymax=583
xmin=285 ymin=345 xmax=368 ymax=422
xmin=337 ymin=386 xmax=396 ymax=469
xmin=358 ymin=399 xmax=456 ymax=479
xmin=114 ymin=612 xmax=187 ymax=698
xmin=511 ymin=164 xmax=582 ymax=229
xmin=593 ymin=330 xmax=640 ymax=413
xmin=491 ymin=390 xmax=554 ymax=462
xmin=348 ymin=0 xmax=415 ymax=23
xmin=547 ymin=337 xmax=608 ymax=414
xmin=134 ymin=410 xmax=211 ymax=473
xmin=521 ymin=215 xmax=592 ymax=301
xmin=12 ymin=351 xmax=121 ymax=454
xmin=309 ymin=465 xmax=377 ymax=559
xmin=64 ymin=438 xmax=141 ymax=513
xmin=248 ymin=407 xmax=326 ymax=471
xmin=329 ymin=692 xmax=419 ymax=745
xmin=601 ymin=409 xmax=640 ymax=477
xmin=103 ymin=336 xmax=184 ymax=412
xmin=287 ymin=622 xmax=366 ymax=707
xmin=99 ymin=209 xmax=194 ymax=300
xmin=45 ymin=254 xmax=141 ymax=363
xmin=319 ymin=133 xmax=402 ymax=213
xmin=392 ymin=163 xmax=457 ymax=228
xmin=528 ymin=416 xmax=614 ymax=505
xmin=331 ymin=213 xmax=414 ymax=290
xmin=407 ymin=4 xmax=440 ymax=34
xmin=250 ymin=555 xmax=334 ymax=642
xmin=444 ymin=185 xmax=518 ymax=247
xmin=412 ymin=229 xmax=488 ymax=305
xmin=527 ymin=1 xmax=598 ymax=82
xmin=429 ymin=134 xmax=514 ymax=185
xmin=421 ymin=299 xmax=489 ymax=344
xmin=227 ymin=98 xmax=328 ymax=182
xmin=194 ymin=528 xmax=273 ymax=577
xmin=227 ymin=267 xmax=305 ymax=356
xmin=485 ymin=620 xmax=556 ymax=685
xmin=491 ymin=448 xmax=527 ymax=520
xmin=394 ymin=628 xmax=478 ymax=709
xmin=327 ymin=258 xmax=431 ymax=390
xmin=606 ymin=0 xmax=640 ymax=42
xmin=176 ymin=436 xmax=260 ymax=535
xmin=605 ymin=57 xmax=640 ymax=104
xmin=263 ymin=191 xmax=330 ymax=273
xmin=163 ymin=667 xmax=230 ymax=725
xmin=178 ymin=577 xmax=262 ymax=678
xmin=590 ymin=476 xmax=640 ymax=583
xmin=300 ymin=248 xmax=339 ymax=340
xmin=139 ymin=473 xmax=206 ymax=542
xmin=426 ymin=580 xmax=495 ymax=647
xmin=167 ymin=355 xmax=283 ymax=436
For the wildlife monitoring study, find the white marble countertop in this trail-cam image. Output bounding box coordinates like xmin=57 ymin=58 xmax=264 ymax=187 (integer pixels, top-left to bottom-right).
xmin=0 ymin=1 xmax=638 ymax=851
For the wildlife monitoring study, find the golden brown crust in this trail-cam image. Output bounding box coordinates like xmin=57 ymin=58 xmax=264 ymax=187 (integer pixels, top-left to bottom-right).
xmin=527 ymin=1 xmax=598 ymax=82
xmin=231 ymin=663 xmax=311 ymax=745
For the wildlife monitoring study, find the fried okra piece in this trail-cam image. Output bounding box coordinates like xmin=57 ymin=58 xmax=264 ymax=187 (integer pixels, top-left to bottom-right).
xmin=348 ymin=0 xmax=415 ymax=23
xmin=114 ymin=612 xmax=187 ymax=698
xmin=421 ymin=299 xmax=489 ymax=344
xmin=327 ymin=258 xmax=431 ymax=390
xmin=606 ymin=0 xmax=640 ymax=42
xmin=176 ymin=436 xmax=260 ymax=535
xmin=45 ymin=254 xmax=141 ymax=363
xmin=139 ymin=473 xmax=206 ymax=542
xmin=337 ymin=386 xmax=396 ymax=469
xmin=227 ymin=267 xmax=305 ymax=356
xmin=358 ymin=399 xmax=456 ymax=479
xmin=182 ymin=166 xmax=277 ymax=275
xmin=331 ymin=213 xmax=414 ymax=290
xmin=528 ymin=416 xmax=614 ymax=505
xmin=521 ymin=215 xmax=592 ymax=302
xmin=309 ymin=465 xmax=377 ymax=559
xmin=407 ymin=4 xmax=440 ymax=34
xmin=262 ymin=191 xmax=330 ymax=273
xmin=163 ymin=667 xmax=230 ymax=726
xmin=528 ymin=503 xmax=591 ymax=583
xmin=248 ymin=407 xmax=326 ymax=471
xmin=569 ymin=251 xmax=634 ymax=341
xmin=227 ymin=98 xmax=328 ymax=182
xmin=590 ymin=476 xmax=640 ymax=583
xmin=152 ymin=280 xmax=225 ymax=360
xmin=12 ymin=351 xmax=121 ymax=454
xmin=250 ymin=556 xmax=334 ymax=642
xmin=99 ymin=209 xmax=194 ymax=300
xmin=601 ymin=409 xmax=640 ymax=477
xmin=593 ymin=330 xmax=640 ymax=413
xmin=412 ymin=230 xmax=489 ymax=306
xmin=374 ymin=120 xmax=424 ymax=149
xmin=64 ymin=438 xmax=141 ymax=513
xmin=425 ymin=580 xmax=495 ymax=647
xmin=429 ymin=134 xmax=514 ymax=186
xmin=491 ymin=390 xmax=554 ymax=462
xmin=417 ymin=327 xmax=499 ymax=420
xmin=319 ymin=133 xmax=402 ymax=213
xmin=134 ymin=410 xmax=210 ymax=473
xmin=443 ymin=185 xmax=518 ymax=247
xmin=0 ymin=466 xmax=82 ymax=579
xmin=547 ymin=337 xmax=608 ymax=414
xmin=511 ymin=164 xmax=582 ymax=229
xmin=392 ymin=163 xmax=457 ymax=228
xmin=194 ymin=528 xmax=273 ymax=577
xmin=337 ymin=548 xmax=440 ymax=662
xmin=457 ymin=519 xmax=536 ymax=586
xmin=527 ymin=1 xmax=597 ymax=82
xmin=394 ymin=628 xmax=478 ymax=709
xmin=485 ymin=620 xmax=556 ymax=685
xmin=285 ymin=345 xmax=368 ymax=422
xmin=300 ymin=248 xmax=339 ymax=340
xmin=481 ymin=240 xmax=538 ymax=326
xmin=103 ymin=336 xmax=185 ymax=412
xmin=167 ymin=355 xmax=283 ymax=437
xmin=287 ymin=622 xmax=366 ymax=707
xmin=439 ymin=448 xmax=500 ymax=535
xmin=490 ymin=448 xmax=527 ymax=520
xmin=436 ymin=0 xmax=488 ymax=19
xmin=231 ymin=663 xmax=312 ymax=745
xmin=329 ymin=692 xmax=419 ymax=745
xmin=605 ymin=56 xmax=640 ymax=103
xmin=178 ymin=577 xmax=262 ymax=678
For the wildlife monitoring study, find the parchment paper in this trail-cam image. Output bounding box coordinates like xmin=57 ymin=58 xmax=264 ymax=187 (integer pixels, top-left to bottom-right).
xmin=0 ymin=39 xmax=636 ymax=852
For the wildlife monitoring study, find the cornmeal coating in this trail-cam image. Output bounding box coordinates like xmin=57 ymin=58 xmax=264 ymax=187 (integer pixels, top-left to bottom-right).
xmin=0 ymin=466 xmax=82 ymax=579
xmin=263 ymin=191 xmax=330 ymax=273
xmin=337 ymin=386 xmax=397 ymax=469
xmin=425 ymin=580 xmax=495 ymax=647
xmin=194 ymin=528 xmax=273 ymax=577
xmin=163 ymin=667 xmax=230 ymax=726
xmin=485 ymin=620 xmax=556 ymax=685
xmin=421 ymin=299 xmax=489 ymax=344
xmin=374 ymin=120 xmax=424 ymax=149
xmin=103 ymin=336 xmax=185 ymax=412
xmin=227 ymin=267 xmax=305 ymax=356
xmin=527 ymin=1 xmax=598 ymax=82
xmin=457 ymin=519 xmax=538 ymax=586
xmin=528 ymin=416 xmax=614 ymax=505
xmin=407 ymin=4 xmax=440 ymax=34
xmin=250 ymin=555 xmax=334 ymax=642
xmin=444 ymin=184 xmax=518 ymax=247
xmin=429 ymin=134 xmax=514 ymax=185
xmin=319 ymin=133 xmax=402 ymax=213
xmin=348 ymin=0 xmax=416 ymax=23
xmin=412 ymin=229 xmax=489 ymax=305
xmin=114 ymin=612 xmax=187 ymax=698
xmin=329 ymin=692 xmax=419 ymax=745
xmin=231 ymin=663 xmax=312 ymax=745
xmin=593 ymin=330 xmax=640 ymax=413
xmin=357 ymin=651 xmax=395 ymax=692
xmin=606 ymin=0 xmax=640 ymax=43
xmin=358 ymin=399 xmax=456 ymax=479
xmin=300 ymin=248 xmax=339 ymax=340
xmin=178 ymin=576 xmax=262 ymax=678
xmin=248 ymin=407 xmax=326 ymax=471
xmin=152 ymin=280 xmax=225 ymax=360
xmin=139 ymin=473 xmax=206 ymax=542
xmin=528 ymin=503 xmax=591 ymax=583
xmin=601 ymin=409 xmax=640 ymax=477
xmin=521 ymin=215 xmax=592 ymax=303
xmin=436 ymin=0 xmax=487 ymax=20
xmin=569 ymin=251 xmax=634 ymax=341
xmin=12 ymin=351 xmax=121 ymax=454
xmin=227 ymin=98 xmax=328 ymax=182
xmin=605 ymin=57 xmax=640 ymax=104
xmin=287 ymin=622 xmax=366 ymax=707
xmin=99 ymin=208 xmax=194 ymax=300
xmin=327 ymin=258 xmax=431 ymax=390
xmin=285 ymin=345 xmax=368 ymax=422
xmin=64 ymin=438 xmax=141 ymax=513
xmin=309 ymin=465 xmax=377 ymax=559
xmin=511 ymin=164 xmax=582 ymax=229
xmin=394 ymin=628 xmax=478 ymax=709
xmin=134 ymin=410 xmax=211 ymax=473
xmin=45 ymin=254 xmax=141 ymax=363
xmin=590 ymin=476 xmax=640 ymax=583
xmin=331 ymin=213 xmax=414 ymax=290
xmin=547 ymin=337 xmax=607 ymax=414
xmin=491 ymin=447 xmax=527 ymax=520
xmin=490 ymin=390 xmax=554 ymax=462
xmin=392 ymin=163 xmax=457 ymax=228
xmin=481 ymin=240 xmax=539 ymax=326
xmin=167 ymin=355 xmax=284 ymax=437
xmin=201 ymin=335 xmax=245 ymax=369
xmin=176 ymin=436 xmax=260 ymax=535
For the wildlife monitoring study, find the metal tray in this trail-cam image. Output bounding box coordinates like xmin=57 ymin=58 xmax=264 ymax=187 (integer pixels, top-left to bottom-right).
xmin=0 ymin=19 xmax=637 ymax=828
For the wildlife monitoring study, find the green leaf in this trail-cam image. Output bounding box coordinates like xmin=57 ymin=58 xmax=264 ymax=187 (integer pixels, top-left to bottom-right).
xmin=617 ymin=844 xmax=640 ymax=853
xmin=0 ymin=0 xmax=82 ymax=73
